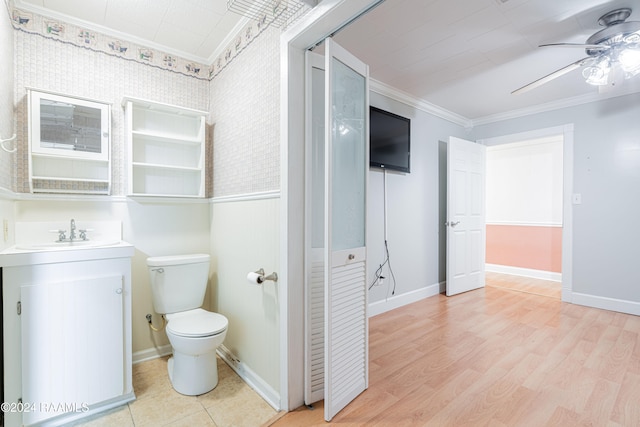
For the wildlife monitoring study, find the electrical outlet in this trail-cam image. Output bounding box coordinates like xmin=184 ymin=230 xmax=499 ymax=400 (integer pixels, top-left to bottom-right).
xmin=3 ymin=219 xmax=8 ymax=242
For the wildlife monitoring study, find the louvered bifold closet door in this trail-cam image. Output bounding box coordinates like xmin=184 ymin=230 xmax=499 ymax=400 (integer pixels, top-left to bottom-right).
xmin=306 ymin=251 xmax=325 ymax=403
xmin=326 ymin=251 xmax=367 ymax=418
xmin=324 ymin=37 xmax=369 ymax=421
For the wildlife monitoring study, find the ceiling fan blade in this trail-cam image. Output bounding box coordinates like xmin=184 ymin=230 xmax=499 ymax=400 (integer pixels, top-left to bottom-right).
xmin=512 ymin=57 xmax=592 ymax=95
xmin=539 ymin=43 xmax=610 ymax=50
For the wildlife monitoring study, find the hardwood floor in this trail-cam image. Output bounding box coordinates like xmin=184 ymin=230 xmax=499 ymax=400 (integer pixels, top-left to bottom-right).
xmin=269 ymin=285 xmax=640 ymax=426
xmin=486 ymin=271 xmax=561 ymax=299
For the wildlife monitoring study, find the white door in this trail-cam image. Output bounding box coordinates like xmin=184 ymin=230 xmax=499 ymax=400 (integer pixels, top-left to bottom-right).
xmin=21 ymin=276 xmax=124 ymax=425
xmin=446 ymin=136 xmax=486 ymax=296
xmin=324 ymin=37 xmax=369 ymax=421
xmin=304 ymin=51 xmax=326 ymax=405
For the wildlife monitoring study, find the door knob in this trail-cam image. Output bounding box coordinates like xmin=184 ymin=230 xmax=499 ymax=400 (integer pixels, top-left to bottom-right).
xmin=348 ymin=254 xmax=355 ymax=260
xmin=446 ymin=221 xmax=460 ymax=227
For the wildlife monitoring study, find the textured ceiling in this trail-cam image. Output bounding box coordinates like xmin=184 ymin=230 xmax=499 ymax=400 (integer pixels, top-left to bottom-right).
xmin=14 ymin=0 xmax=640 ymax=121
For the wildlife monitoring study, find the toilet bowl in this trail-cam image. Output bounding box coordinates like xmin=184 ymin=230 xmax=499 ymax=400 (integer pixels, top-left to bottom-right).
xmin=147 ymin=254 xmax=229 ymax=396
xmin=165 ymin=309 xmax=228 ymax=395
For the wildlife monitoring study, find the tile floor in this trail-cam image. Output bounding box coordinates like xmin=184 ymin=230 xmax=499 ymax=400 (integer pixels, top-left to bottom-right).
xmin=74 ymin=356 xmax=280 ymax=427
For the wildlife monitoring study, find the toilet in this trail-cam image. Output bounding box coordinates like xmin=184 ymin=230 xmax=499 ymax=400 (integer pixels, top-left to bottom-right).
xmin=146 ymin=253 xmax=228 ymax=396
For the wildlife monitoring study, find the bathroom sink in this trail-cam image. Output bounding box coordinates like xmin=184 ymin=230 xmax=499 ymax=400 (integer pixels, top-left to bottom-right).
xmin=15 ymin=240 xmax=121 ymax=251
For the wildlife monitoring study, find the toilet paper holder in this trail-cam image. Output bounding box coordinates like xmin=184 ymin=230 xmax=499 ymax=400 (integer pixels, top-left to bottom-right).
xmin=255 ymin=268 xmax=278 ymax=283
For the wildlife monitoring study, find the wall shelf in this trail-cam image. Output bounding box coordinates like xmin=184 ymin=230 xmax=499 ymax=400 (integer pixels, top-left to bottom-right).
xmin=123 ymin=97 xmax=207 ymax=198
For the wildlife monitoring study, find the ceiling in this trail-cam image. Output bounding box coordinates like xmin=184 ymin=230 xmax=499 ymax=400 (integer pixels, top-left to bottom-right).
xmin=14 ymin=0 xmax=640 ymax=122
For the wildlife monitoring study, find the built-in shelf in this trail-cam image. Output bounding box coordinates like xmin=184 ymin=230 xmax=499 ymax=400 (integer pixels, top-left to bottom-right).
xmin=123 ymin=97 xmax=207 ymax=198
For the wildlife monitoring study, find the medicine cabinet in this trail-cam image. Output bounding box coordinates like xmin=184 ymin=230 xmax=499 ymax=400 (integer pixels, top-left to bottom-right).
xmin=28 ymin=89 xmax=111 ymax=194
xmin=123 ymin=97 xmax=207 ymax=198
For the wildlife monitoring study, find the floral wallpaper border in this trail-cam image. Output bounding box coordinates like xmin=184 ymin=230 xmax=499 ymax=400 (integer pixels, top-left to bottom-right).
xmin=10 ymin=5 xmax=305 ymax=81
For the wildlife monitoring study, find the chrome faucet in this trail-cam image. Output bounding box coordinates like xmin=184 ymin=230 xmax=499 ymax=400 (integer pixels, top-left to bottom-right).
xmin=69 ymin=218 xmax=77 ymax=241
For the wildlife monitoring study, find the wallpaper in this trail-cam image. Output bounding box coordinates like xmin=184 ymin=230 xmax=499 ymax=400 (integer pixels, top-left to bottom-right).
xmin=14 ymin=30 xmax=210 ymax=195
xmin=9 ymin=2 xmax=287 ymax=197
xmin=0 ymin=0 xmax=14 ymax=191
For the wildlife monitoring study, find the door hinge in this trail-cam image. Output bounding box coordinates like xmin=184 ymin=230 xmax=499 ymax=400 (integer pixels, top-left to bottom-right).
xmin=17 ymin=301 xmax=21 ymax=315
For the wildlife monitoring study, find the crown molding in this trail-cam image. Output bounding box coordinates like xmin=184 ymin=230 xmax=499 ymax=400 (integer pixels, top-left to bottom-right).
xmin=369 ymin=79 xmax=472 ymax=129
xmin=372 ymin=77 xmax=640 ymax=130
xmin=471 ymin=88 xmax=640 ymax=126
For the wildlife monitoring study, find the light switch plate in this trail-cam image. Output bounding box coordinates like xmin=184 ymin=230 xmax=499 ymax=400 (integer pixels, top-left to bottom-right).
xmin=572 ymin=193 xmax=582 ymax=205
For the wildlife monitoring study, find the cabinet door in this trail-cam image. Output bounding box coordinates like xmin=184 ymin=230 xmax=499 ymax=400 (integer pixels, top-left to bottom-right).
xmin=21 ymin=276 xmax=124 ymax=425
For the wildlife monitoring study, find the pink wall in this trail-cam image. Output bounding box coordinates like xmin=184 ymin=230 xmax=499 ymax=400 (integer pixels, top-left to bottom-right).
xmin=486 ymin=225 xmax=562 ymax=273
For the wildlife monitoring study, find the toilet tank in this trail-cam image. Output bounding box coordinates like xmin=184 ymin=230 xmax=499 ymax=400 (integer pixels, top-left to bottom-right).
xmin=147 ymin=254 xmax=210 ymax=314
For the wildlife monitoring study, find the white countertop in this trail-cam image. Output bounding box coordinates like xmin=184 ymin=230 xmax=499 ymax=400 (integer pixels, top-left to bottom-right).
xmin=0 ymin=241 xmax=135 ymax=267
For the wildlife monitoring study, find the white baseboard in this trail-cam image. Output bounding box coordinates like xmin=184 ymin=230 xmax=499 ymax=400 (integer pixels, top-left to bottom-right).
xmin=571 ymin=292 xmax=640 ymax=316
xmin=132 ymin=344 xmax=172 ymax=364
xmin=368 ymin=282 xmax=443 ymax=318
xmin=486 ymin=263 xmax=562 ymax=282
xmin=217 ymin=345 xmax=281 ymax=411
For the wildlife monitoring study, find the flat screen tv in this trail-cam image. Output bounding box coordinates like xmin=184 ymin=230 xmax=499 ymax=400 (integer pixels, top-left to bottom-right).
xmin=369 ymin=106 xmax=410 ymax=173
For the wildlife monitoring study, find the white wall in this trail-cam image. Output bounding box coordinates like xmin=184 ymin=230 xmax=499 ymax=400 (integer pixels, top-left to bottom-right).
xmin=366 ymin=91 xmax=469 ymax=312
xmin=208 ymin=27 xmax=282 ymax=400
xmin=474 ymin=92 xmax=640 ymax=306
xmin=486 ymin=137 xmax=563 ymax=225
xmin=13 ymin=199 xmax=211 ymax=354
xmin=210 ymin=197 xmax=280 ymax=404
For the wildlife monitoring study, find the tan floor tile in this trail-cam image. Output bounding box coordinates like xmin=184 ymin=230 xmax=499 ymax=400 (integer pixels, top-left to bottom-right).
xmin=164 ymin=409 xmax=218 ymax=427
xmin=132 ymin=356 xmax=172 ymax=399
xmin=205 ymin=385 xmax=277 ymax=427
xmin=72 ymin=405 xmax=134 ymax=427
xmin=129 ymin=387 xmax=204 ymax=427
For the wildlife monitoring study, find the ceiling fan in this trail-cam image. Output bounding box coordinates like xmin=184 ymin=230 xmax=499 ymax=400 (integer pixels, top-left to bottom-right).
xmin=513 ymin=8 xmax=640 ymax=95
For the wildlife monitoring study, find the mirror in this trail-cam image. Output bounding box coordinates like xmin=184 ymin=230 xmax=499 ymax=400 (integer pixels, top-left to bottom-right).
xmin=29 ymin=90 xmax=110 ymax=161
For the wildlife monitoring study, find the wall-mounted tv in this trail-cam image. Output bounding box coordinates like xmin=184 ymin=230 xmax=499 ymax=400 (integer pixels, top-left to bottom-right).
xmin=369 ymin=106 xmax=410 ymax=173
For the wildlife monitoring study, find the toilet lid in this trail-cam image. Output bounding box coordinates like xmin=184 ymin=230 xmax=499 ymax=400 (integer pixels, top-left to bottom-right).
xmin=167 ymin=310 xmax=228 ymax=337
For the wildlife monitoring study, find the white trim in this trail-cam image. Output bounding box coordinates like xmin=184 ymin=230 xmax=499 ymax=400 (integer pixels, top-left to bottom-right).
xmin=471 ymin=90 xmax=640 ymax=126
xmin=0 ymin=187 xmax=14 ymax=200
xmin=486 ymin=221 xmax=562 ymax=227
xmin=370 ymin=79 xmax=471 ymax=128
xmin=132 ymin=344 xmax=172 ymax=365
xmin=572 ymin=292 xmax=640 ymax=317
xmin=217 ymin=345 xmax=281 ymax=411
xmin=486 ymin=264 xmax=561 ymax=283
xmin=210 ymin=190 xmax=280 ymax=204
xmin=368 ymin=282 xmax=442 ymax=318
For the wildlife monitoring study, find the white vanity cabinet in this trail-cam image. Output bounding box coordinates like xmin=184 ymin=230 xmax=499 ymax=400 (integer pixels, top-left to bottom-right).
xmin=123 ymin=97 xmax=207 ymax=198
xmin=1 ymin=244 xmax=135 ymax=427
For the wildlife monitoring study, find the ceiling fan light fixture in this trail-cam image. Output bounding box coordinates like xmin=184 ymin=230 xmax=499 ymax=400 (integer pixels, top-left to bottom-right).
xmin=582 ymin=62 xmax=609 ymax=85
xmin=624 ymin=33 xmax=640 ymax=43
xmin=619 ymin=48 xmax=640 ymax=72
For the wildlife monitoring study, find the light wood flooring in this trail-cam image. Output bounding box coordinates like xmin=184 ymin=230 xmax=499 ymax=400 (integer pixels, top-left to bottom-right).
xmin=486 ymin=272 xmax=561 ymax=299
xmin=271 ymin=284 xmax=640 ymax=426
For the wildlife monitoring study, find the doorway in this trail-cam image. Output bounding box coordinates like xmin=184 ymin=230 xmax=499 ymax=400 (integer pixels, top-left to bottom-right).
xmin=478 ymin=125 xmax=573 ymax=302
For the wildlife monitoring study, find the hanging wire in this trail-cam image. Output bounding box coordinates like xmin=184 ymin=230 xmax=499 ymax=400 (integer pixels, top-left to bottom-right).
xmin=369 ymin=239 xmax=397 ymax=296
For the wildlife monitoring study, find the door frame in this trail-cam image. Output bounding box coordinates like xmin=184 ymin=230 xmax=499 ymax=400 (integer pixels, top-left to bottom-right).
xmin=477 ymin=124 xmax=574 ymax=302
xmin=279 ymin=0 xmax=382 ymax=411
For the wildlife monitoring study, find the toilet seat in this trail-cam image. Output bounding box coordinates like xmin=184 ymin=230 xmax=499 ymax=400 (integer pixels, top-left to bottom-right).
xmin=166 ymin=308 xmax=228 ymax=338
